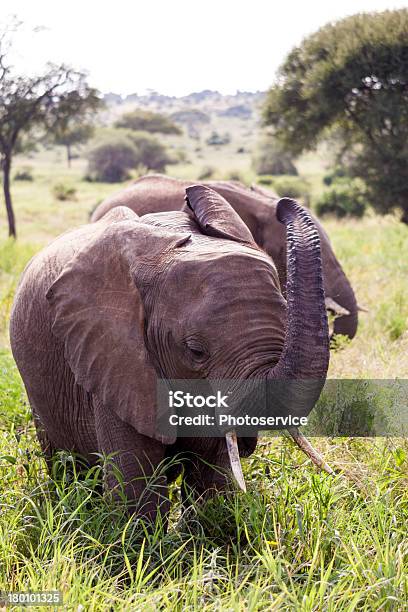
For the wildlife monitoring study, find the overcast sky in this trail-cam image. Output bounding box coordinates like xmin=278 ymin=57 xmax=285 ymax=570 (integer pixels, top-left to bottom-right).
xmin=1 ymin=0 xmax=407 ymax=96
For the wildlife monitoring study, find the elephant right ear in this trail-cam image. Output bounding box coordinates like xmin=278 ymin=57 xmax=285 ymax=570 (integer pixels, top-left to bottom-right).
xmin=46 ymin=215 xmax=190 ymax=445
xmin=184 ymin=184 xmax=255 ymax=244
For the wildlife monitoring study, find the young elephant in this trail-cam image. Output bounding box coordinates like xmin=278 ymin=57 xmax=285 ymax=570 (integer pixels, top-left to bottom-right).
xmin=92 ymin=174 xmax=358 ymax=339
xmin=11 ymin=186 xmax=330 ymax=523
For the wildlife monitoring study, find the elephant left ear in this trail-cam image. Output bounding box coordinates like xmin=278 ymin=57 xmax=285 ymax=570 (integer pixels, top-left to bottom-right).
xmin=184 ymin=184 xmax=255 ymax=244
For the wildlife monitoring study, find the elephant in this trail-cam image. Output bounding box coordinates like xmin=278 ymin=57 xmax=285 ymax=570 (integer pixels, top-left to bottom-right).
xmin=11 ymin=185 xmax=331 ymax=525
xmin=92 ymin=174 xmax=358 ymax=339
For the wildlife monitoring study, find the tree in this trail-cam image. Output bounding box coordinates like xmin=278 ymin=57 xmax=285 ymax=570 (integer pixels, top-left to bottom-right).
xmin=0 ymin=21 xmax=101 ymax=236
xmin=252 ymin=134 xmax=297 ymax=176
xmin=263 ymin=9 xmax=408 ymax=222
xmin=49 ymin=88 xmax=101 ymax=166
xmin=115 ymin=109 xmax=181 ymax=135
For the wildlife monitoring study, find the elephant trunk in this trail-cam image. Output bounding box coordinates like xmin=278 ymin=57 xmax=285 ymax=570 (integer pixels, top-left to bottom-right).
xmin=329 ymin=271 xmax=358 ymax=339
xmin=226 ymin=198 xmax=332 ymax=489
xmin=269 ymin=198 xmax=330 ymax=383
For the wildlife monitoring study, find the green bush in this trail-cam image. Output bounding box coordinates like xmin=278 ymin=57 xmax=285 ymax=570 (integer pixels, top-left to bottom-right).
xmin=316 ymin=183 xmax=366 ymax=219
xmin=14 ymin=166 xmax=33 ymax=181
xmin=252 ymin=136 xmax=297 ymax=176
xmin=127 ymin=130 xmax=174 ymax=172
xmin=52 ymin=182 xmax=77 ymax=201
xmin=269 ymin=176 xmax=311 ymax=206
xmin=206 ymin=131 xmax=230 ymax=146
xmin=87 ymin=133 xmax=139 ymax=183
xmin=257 ymin=175 xmax=274 ymax=186
xmin=323 ymin=166 xmax=347 ymax=186
xmin=198 ymin=166 xmax=215 ymax=180
xmin=226 ymin=169 xmax=245 ymax=182
xmin=86 ymin=129 xmax=174 ymax=182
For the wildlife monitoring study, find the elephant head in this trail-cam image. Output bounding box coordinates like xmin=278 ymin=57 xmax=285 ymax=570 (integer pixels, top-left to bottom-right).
xmin=49 ymin=186 xmax=330 ymax=488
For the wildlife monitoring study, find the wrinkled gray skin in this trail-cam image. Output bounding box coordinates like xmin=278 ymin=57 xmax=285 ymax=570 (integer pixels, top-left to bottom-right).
xmin=11 ymin=186 xmax=329 ymax=525
xmin=92 ymin=175 xmax=358 ymax=338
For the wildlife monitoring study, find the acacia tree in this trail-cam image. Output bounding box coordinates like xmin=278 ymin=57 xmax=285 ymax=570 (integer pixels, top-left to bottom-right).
xmin=0 ymin=24 xmax=101 ymax=237
xmin=115 ymin=109 xmax=181 ymax=135
xmin=263 ymin=9 xmax=408 ymax=222
xmin=51 ymin=120 xmax=94 ymax=168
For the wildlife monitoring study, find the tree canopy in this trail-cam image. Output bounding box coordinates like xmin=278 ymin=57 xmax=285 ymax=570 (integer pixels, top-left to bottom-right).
xmin=115 ymin=109 xmax=181 ymax=135
xmin=263 ymin=9 xmax=408 ymax=221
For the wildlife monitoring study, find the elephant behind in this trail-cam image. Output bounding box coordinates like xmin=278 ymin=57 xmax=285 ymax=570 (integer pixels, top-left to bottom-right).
xmin=92 ymin=174 xmax=358 ymax=339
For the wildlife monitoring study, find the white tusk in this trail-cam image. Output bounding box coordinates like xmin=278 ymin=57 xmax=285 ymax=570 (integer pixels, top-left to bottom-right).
xmin=225 ymin=430 xmax=246 ymax=492
xmin=357 ymin=304 xmax=369 ymax=313
xmin=288 ymin=427 xmax=335 ymax=475
xmin=325 ymin=297 xmax=350 ymax=317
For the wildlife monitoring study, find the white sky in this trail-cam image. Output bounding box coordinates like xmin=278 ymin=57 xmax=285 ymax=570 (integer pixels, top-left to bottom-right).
xmin=1 ymin=0 xmax=407 ymax=96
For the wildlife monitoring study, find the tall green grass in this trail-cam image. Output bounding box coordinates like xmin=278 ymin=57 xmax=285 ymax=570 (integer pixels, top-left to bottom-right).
xmin=1 ymin=419 xmax=407 ymax=609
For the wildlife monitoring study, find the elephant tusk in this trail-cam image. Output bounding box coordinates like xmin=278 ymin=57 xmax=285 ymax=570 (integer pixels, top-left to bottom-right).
xmin=357 ymin=304 xmax=369 ymax=313
xmin=325 ymin=297 xmax=350 ymax=317
xmin=225 ymin=430 xmax=247 ymax=492
xmin=287 ymin=427 xmax=335 ymax=475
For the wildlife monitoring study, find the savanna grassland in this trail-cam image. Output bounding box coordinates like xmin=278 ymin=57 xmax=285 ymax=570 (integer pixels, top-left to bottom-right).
xmin=0 ymin=143 xmax=407 ymax=610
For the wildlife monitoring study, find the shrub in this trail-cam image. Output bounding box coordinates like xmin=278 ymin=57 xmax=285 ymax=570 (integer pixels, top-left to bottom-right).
xmin=198 ymin=166 xmax=215 ymax=180
xmin=127 ymin=131 xmax=174 ymax=172
xmin=52 ymin=182 xmax=77 ymax=201
xmin=14 ymin=166 xmax=33 ymax=181
xmin=323 ymin=166 xmax=348 ymax=186
xmin=252 ymin=136 xmax=297 ymax=176
xmin=270 ymin=176 xmax=311 ymax=206
xmin=87 ymin=137 xmax=139 ymax=182
xmin=315 ymin=183 xmax=366 ymax=219
xmin=257 ymin=175 xmax=274 ymax=186
xmin=86 ymin=128 xmax=176 ymax=182
xmin=226 ymin=170 xmax=245 ymax=183
xmin=206 ymin=132 xmax=230 ymax=146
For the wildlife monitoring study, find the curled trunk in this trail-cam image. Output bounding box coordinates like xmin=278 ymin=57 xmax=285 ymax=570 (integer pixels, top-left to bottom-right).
xmin=270 ymin=198 xmax=330 ymax=383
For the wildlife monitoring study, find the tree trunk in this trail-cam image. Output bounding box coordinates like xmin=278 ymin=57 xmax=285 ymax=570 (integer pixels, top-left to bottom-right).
xmin=2 ymin=155 xmax=16 ymax=238
xmin=67 ymin=144 xmax=72 ymax=168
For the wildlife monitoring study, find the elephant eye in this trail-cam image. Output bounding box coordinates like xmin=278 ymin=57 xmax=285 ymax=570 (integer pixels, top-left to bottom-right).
xmin=185 ymin=340 xmax=207 ymax=361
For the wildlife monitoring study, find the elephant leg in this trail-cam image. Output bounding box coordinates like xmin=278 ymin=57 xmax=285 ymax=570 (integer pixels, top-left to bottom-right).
xmin=32 ymin=410 xmax=56 ymax=475
xmin=94 ymin=397 xmax=169 ymax=523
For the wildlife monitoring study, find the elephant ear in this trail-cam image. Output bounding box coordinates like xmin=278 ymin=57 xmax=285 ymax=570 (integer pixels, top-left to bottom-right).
xmin=184 ymin=184 xmax=255 ymax=244
xmin=46 ymin=215 xmax=190 ymax=444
